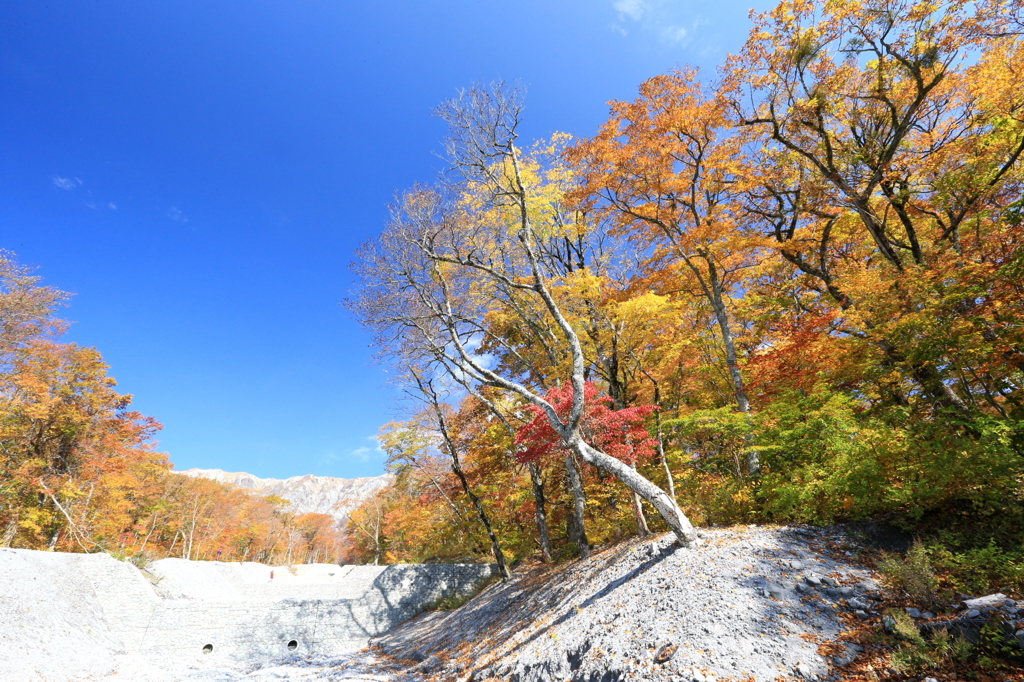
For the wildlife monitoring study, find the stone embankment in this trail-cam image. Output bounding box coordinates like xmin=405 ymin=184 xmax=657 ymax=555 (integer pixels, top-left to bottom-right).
xmin=0 ymin=547 xmax=494 ymax=682
xmin=374 ymin=526 xmax=886 ymax=682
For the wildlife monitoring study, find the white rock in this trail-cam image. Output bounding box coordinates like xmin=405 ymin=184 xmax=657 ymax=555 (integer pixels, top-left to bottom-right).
xmin=962 ymin=593 xmax=1008 ymax=611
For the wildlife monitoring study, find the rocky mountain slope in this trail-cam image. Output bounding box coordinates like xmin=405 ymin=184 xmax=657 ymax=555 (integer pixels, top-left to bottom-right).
xmin=178 ymin=468 xmax=392 ymax=524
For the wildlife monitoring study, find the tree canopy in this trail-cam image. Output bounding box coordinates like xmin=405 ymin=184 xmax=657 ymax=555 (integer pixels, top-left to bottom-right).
xmin=343 ymin=0 xmax=1024 ymax=584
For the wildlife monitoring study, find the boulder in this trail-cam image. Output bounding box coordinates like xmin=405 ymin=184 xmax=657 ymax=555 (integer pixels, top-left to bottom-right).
xmin=962 ymin=593 xmax=1008 ymax=611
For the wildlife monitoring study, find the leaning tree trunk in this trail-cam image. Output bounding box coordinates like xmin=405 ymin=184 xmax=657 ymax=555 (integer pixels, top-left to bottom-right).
xmin=433 ymin=406 xmax=512 ymax=579
xmin=1 ymin=516 xmax=18 ymax=547
xmin=449 ymin=454 xmax=512 ymax=578
xmin=571 ymin=438 xmax=698 ymax=546
xmin=653 ymin=386 xmax=677 ymax=503
xmin=706 ymin=268 xmax=758 ymax=478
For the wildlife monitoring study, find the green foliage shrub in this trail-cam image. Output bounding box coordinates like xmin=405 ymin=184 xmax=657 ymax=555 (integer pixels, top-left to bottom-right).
xmin=752 ymin=391 xmax=890 ymax=523
xmin=926 ymin=540 xmax=1024 ymax=595
xmin=734 ymin=388 xmax=1024 ymax=534
xmin=886 ymin=609 xmax=973 ymax=674
xmin=659 ymin=407 xmax=756 ymax=526
xmin=884 ymin=412 xmax=1023 ymax=522
xmin=878 ymin=540 xmax=940 ymax=608
xmin=884 ymin=607 xmax=1023 ymax=674
xmin=663 ymin=407 xmax=755 ymax=480
xmin=663 ymin=407 xmax=759 ymax=526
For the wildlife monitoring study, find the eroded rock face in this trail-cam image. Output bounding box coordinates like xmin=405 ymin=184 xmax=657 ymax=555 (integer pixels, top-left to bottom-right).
xmin=177 ymin=468 xmax=393 ymax=524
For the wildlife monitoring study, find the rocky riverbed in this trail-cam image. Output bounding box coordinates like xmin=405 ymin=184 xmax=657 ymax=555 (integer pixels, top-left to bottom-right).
xmin=374 ymin=525 xmax=883 ymax=681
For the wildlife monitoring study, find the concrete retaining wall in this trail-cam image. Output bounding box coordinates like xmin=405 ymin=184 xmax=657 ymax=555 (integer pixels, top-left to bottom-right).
xmin=0 ymin=546 xmax=496 ymax=676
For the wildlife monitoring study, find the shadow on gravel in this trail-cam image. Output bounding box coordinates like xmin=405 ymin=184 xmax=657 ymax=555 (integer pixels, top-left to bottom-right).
xmin=504 ymin=542 xmax=680 ymax=660
xmin=578 ymin=544 xmax=679 ymax=610
xmin=373 ymin=539 xmax=674 ymax=668
xmin=376 ymin=528 xmax=864 ymax=681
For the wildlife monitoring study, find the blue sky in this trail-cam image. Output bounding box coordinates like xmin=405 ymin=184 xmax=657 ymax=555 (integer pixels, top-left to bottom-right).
xmin=0 ymin=0 xmax=772 ymax=480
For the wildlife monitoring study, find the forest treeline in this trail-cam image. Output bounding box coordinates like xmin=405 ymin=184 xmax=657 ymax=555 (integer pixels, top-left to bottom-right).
xmin=0 ymin=255 xmax=347 ymax=564
xmin=343 ymin=0 xmax=1024 ymax=590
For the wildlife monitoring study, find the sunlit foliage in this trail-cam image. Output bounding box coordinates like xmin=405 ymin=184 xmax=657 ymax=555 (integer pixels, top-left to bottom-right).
xmin=343 ymin=0 xmax=1024 ymax=582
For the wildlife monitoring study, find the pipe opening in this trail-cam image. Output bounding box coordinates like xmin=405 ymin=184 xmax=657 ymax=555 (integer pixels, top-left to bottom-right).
xmin=202 ymin=644 xmax=213 ymax=654
xmin=287 ymin=640 xmax=298 ymax=651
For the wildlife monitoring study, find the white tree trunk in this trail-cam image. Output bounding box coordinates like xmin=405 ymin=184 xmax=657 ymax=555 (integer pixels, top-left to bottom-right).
xmin=572 ymin=439 xmax=698 ymax=546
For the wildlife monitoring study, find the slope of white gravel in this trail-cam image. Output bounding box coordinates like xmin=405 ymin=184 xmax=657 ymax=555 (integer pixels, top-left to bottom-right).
xmin=2 ymin=526 xmax=878 ymax=682
xmin=0 ymin=548 xmax=416 ymax=682
xmin=0 ymin=548 xmax=125 ymax=682
xmin=374 ymin=525 xmax=878 ymax=682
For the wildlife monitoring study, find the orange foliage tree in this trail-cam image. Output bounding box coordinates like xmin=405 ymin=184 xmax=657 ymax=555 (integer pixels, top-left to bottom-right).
xmin=346 ymin=0 xmax=1024 ymax=571
xmin=0 ymin=251 xmax=347 ymax=565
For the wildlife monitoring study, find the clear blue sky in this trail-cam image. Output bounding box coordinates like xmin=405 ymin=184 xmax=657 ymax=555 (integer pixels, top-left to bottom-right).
xmin=0 ymin=0 xmax=772 ymax=480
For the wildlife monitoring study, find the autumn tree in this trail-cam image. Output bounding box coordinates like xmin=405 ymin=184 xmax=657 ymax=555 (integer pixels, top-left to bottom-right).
xmin=726 ymin=0 xmax=1024 ymax=416
xmin=401 ymin=369 xmax=511 ymax=576
xmin=0 ymin=252 xmax=354 ymax=565
xmin=350 ymin=84 xmax=699 ymax=548
xmin=0 ymin=252 xmax=170 ymax=552
xmin=569 ymin=70 xmax=762 ymax=476
xmin=343 ymin=0 xmax=1023 ymax=587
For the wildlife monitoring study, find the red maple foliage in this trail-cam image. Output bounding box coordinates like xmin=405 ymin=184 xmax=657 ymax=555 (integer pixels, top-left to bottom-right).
xmin=514 ymin=382 xmax=657 ymax=465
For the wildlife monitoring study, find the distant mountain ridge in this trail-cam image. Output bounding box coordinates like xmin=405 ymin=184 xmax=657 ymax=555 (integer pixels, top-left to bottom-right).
xmin=178 ymin=468 xmax=392 ymax=524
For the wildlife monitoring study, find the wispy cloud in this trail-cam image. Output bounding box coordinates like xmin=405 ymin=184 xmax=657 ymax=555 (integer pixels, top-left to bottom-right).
xmin=609 ymin=0 xmax=702 ymax=49
xmin=661 ymin=25 xmax=689 ymax=45
xmin=350 ymin=435 xmax=384 ymax=462
xmin=168 ymin=207 xmax=188 ymax=223
xmin=614 ymin=0 xmax=648 ymax=21
xmin=53 ymin=176 xmax=82 ymax=190
xmin=84 ymin=197 xmax=117 ymax=210
xmin=53 ymin=177 xmax=120 ymax=210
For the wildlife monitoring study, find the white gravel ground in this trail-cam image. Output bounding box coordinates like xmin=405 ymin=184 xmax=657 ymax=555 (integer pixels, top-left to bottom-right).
xmin=2 ymin=525 xmax=877 ymax=681
xmin=81 ymin=651 xmax=415 ymax=682
xmin=374 ymin=525 xmax=878 ymax=682
xmin=0 ymin=548 xmax=412 ymax=682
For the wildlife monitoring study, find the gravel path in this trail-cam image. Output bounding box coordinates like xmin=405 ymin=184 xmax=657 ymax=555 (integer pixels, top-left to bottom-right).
xmin=373 ymin=525 xmax=878 ymax=681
